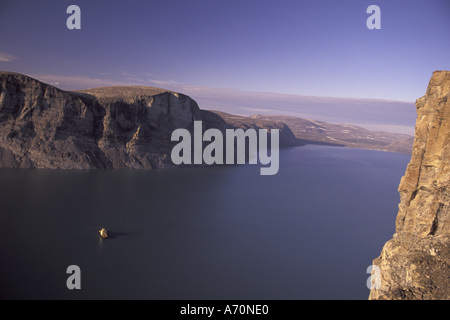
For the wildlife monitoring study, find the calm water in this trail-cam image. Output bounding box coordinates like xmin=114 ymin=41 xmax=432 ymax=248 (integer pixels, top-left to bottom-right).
xmin=0 ymin=145 xmax=410 ymax=300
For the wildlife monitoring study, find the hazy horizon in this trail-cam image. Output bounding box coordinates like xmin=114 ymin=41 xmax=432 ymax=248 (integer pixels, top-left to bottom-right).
xmin=18 ymin=72 xmax=415 ymax=135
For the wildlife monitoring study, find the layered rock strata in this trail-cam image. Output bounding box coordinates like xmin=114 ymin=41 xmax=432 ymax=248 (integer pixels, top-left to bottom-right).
xmin=369 ymin=71 xmax=450 ymax=300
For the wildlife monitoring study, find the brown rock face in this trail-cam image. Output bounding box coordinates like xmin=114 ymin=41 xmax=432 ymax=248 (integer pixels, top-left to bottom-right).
xmin=369 ymin=71 xmax=450 ymax=300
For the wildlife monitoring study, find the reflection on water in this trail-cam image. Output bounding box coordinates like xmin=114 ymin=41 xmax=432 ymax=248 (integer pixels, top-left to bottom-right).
xmin=0 ymin=145 xmax=411 ymax=299
xmin=97 ymin=237 xmax=105 ymax=252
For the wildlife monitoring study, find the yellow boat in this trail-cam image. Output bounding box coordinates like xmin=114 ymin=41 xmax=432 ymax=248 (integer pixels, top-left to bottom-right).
xmin=99 ymin=228 xmax=108 ymax=239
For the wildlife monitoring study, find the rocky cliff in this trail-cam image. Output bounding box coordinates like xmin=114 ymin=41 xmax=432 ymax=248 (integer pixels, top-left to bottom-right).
xmin=0 ymin=72 xmax=204 ymax=169
xmin=0 ymin=72 xmax=297 ymax=169
xmin=369 ymin=71 xmax=450 ymax=300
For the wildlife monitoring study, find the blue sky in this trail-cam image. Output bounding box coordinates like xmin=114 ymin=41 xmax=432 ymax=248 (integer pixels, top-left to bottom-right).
xmin=0 ymin=0 xmax=449 ymax=131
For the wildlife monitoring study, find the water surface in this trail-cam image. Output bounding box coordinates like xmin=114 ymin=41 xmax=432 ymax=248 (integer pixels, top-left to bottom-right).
xmin=0 ymin=145 xmax=411 ymax=299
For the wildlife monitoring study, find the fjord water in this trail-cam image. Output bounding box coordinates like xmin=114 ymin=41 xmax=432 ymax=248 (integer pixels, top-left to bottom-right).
xmin=0 ymin=145 xmax=410 ymax=300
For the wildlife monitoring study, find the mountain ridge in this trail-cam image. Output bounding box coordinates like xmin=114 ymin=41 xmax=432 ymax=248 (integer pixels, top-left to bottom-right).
xmin=249 ymin=114 xmax=413 ymax=154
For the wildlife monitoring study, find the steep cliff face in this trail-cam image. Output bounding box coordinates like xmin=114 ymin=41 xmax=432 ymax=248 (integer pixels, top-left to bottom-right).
xmin=77 ymin=86 xmax=203 ymax=169
xmin=0 ymin=72 xmax=202 ymax=169
xmin=369 ymin=71 xmax=450 ymax=300
xmin=0 ymin=72 xmax=297 ymax=169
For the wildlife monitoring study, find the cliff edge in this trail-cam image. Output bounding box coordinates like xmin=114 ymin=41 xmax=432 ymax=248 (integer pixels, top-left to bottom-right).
xmin=369 ymin=71 xmax=450 ymax=300
xmin=0 ymin=72 xmax=204 ymax=169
